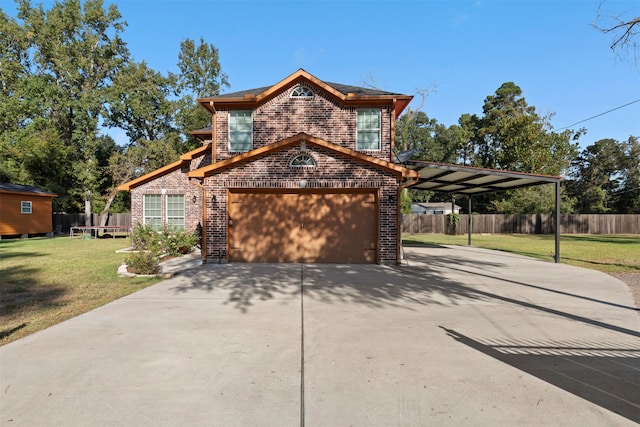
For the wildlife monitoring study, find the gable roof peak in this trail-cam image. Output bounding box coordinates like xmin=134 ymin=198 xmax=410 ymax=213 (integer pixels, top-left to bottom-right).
xmin=198 ymin=69 xmax=413 ymax=116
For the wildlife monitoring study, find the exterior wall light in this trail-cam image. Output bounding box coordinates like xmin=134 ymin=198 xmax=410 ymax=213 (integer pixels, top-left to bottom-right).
xmin=211 ymin=195 xmax=217 ymax=204
xmin=192 ymin=195 xmax=197 ymax=204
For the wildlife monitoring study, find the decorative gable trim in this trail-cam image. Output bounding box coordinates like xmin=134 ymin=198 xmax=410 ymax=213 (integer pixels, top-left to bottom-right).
xmin=187 ymin=133 xmax=418 ymax=179
xmin=117 ymin=143 xmax=211 ymax=191
xmin=197 ymin=69 xmax=413 ymax=117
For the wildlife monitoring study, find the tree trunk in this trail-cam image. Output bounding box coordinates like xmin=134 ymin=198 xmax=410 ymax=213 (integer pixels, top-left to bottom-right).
xmin=99 ymin=189 xmax=118 ymax=227
xmin=84 ymin=190 xmax=92 ymax=228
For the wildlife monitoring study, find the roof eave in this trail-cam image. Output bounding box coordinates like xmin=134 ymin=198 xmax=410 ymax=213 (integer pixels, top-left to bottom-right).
xmin=117 ymin=143 xmax=211 ymax=191
xmin=0 ymin=190 xmax=58 ymax=197
xmin=189 ymin=133 xmax=417 ymax=179
xmin=198 ymin=70 xmax=413 ymax=115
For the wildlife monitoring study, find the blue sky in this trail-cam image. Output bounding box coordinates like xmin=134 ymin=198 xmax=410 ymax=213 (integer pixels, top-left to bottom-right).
xmin=4 ymin=0 xmax=639 ymax=150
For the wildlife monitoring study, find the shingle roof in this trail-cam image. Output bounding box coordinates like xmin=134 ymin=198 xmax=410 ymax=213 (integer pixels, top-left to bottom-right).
xmin=0 ymin=182 xmax=57 ymax=196
xmin=214 ymin=86 xmax=272 ymax=99
xmin=214 ymin=82 xmax=403 ymax=99
xmin=197 ymin=69 xmax=413 ymax=125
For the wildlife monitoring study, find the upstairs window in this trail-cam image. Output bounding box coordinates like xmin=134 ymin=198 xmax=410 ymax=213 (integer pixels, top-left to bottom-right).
xmin=21 ymin=201 xmax=32 ymax=214
xmin=356 ymin=109 xmax=381 ymax=150
xmin=229 ymin=111 xmax=253 ymax=152
xmin=290 ymin=85 xmax=314 ymax=98
xmin=166 ymin=194 xmax=185 ymax=230
xmin=143 ymin=194 xmax=162 ymax=229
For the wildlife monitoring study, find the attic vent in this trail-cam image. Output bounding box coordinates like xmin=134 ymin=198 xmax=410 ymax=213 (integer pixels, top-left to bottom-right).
xmin=290 ymin=85 xmax=314 ymax=98
xmin=289 ymin=153 xmax=317 ymax=168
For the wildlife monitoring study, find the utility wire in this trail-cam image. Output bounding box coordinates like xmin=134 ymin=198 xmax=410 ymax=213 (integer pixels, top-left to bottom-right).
xmin=556 ymin=98 xmax=640 ymax=131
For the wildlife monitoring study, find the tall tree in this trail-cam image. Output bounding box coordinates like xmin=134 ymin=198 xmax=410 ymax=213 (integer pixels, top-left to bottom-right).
xmin=177 ymin=37 xmax=228 ymax=99
xmin=175 ymin=37 xmax=229 ymax=149
xmin=473 ymin=82 xmax=580 ymax=175
xmin=105 ymin=61 xmax=179 ymax=143
xmin=1 ymin=7 xmax=77 ymax=209
xmin=453 ymin=83 xmax=580 ymax=213
xmin=567 ymin=138 xmax=625 ymax=213
xmin=16 ymin=0 xmax=129 ymax=221
xmin=612 ymin=135 xmax=640 ymax=212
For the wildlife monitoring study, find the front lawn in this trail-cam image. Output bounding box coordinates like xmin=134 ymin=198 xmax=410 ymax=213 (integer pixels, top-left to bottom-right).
xmin=0 ymin=236 xmax=162 ymax=345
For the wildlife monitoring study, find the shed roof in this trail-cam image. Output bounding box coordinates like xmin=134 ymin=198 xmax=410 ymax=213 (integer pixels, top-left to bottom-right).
xmin=0 ymin=183 xmax=57 ymax=197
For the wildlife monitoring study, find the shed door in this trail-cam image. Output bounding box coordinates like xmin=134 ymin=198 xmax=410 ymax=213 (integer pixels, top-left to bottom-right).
xmin=228 ymin=191 xmax=377 ymax=263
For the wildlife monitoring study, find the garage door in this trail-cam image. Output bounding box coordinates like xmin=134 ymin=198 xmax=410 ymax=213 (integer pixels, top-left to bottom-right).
xmin=228 ymin=190 xmax=377 ymax=263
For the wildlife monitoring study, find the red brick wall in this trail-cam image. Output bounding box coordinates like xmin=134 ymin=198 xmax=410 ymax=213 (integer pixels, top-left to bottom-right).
xmin=202 ymin=144 xmax=400 ymax=263
xmin=215 ymin=86 xmax=393 ymax=162
xmin=130 ymin=157 xmax=209 ymax=235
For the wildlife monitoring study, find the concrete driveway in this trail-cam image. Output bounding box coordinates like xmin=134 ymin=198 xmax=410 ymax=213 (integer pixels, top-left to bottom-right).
xmin=1 ymin=245 xmax=639 ymax=426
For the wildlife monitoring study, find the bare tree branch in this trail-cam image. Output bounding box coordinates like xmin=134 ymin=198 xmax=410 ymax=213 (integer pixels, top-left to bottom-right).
xmin=593 ymin=0 xmax=640 ymax=67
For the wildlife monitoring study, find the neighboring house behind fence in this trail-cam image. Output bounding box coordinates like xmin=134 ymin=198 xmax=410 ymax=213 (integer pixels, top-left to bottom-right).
xmin=411 ymin=202 xmax=461 ymax=215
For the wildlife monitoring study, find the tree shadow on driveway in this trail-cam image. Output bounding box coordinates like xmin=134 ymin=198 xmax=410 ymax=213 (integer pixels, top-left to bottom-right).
xmin=166 ymin=246 xmax=640 ymax=422
xmin=441 ymin=326 xmax=640 ymax=424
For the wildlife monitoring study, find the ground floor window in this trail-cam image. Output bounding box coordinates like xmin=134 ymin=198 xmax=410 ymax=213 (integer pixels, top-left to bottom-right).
xmin=143 ymin=194 xmax=185 ymax=230
xmin=166 ymin=194 xmax=185 ymax=230
xmin=143 ymin=194 xmax=162 ymax=229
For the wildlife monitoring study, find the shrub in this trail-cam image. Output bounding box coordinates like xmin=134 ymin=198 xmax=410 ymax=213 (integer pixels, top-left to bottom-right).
xmin=161 ymin=228 xmax=200 ymax=256
xmin=126 ymin=251 xmax=160 ymax=275
xmin=129 ymin=223 xmax=199 ymax=257
xmin=130 ymin=223 xmax=160 ymax=252
xmin=447 ymin=212 xmax=461 ymax=227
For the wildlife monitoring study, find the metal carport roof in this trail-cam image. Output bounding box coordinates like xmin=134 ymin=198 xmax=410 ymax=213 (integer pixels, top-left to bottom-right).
xmin=400 ymin=159 xmax=563 ymax=263
xmin=404 ymin=160 xmax=562 ymax=195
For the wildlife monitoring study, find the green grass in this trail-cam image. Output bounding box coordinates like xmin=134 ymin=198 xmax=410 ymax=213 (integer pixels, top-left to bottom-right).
xmin=0 ymin=236 xmax=162 ymax=345
xmin=403 ymin=233 xmax=640 ymax=273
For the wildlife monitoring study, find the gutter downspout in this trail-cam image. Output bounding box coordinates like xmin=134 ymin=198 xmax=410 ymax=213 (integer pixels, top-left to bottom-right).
xmin=189 ymin=179 xmax=207 ymax=264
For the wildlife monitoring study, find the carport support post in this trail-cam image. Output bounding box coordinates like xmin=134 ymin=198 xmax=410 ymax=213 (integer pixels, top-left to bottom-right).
xmin=555 ymin=181 xmax=560 ymax=263
xmin=468 ymin=196 xmax=472 ymax=246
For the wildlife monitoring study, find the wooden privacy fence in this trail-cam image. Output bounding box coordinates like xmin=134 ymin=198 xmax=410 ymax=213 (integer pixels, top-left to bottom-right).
xmin=52 ymin=213 xmax=639 ymax=235
xmin=53 ymin=213 xmax=131 ymax=234
xmin=402 ymin=214 xmax=640 ymax=235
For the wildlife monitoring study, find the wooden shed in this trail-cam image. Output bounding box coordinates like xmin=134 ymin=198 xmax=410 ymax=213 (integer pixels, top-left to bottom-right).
xmin=0 ymin=183 xmax=57 ymax=238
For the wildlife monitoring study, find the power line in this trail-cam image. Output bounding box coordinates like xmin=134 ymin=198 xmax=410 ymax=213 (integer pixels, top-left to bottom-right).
xmin=556 ymin=98 xmax=640 ymax=131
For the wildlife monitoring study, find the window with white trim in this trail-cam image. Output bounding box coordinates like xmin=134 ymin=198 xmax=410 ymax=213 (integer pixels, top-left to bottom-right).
xmin=21 ymin=201 xmax=32 ymax=214
xmin=166 ymin=194 xmax=185 ymax=230
xmin=143 ymin=194 xmax=162 ymax=229
xmin=229 ymin=111 xmax=253 ymax=152
xmin=356 ymin=109 xmax=381 ymax=150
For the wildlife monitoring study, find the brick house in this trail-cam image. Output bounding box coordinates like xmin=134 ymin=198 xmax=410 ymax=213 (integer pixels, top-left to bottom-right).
xmin=118 ymin=69 xmax=418 ymax=263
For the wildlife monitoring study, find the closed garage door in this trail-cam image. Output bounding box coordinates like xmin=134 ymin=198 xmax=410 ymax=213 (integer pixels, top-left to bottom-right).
xmin=228 ymin=190 xmax=377 ymax=263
